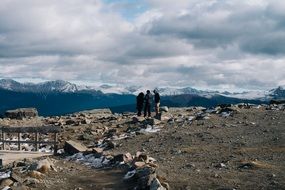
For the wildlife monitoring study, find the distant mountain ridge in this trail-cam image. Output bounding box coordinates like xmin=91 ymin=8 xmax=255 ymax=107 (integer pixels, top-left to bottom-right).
xmin=0 ymin=79 xmax=284 ymax=116
xmin=0 ymin=79 xmax=90 ymax=93
xmin=0 ymin=79 xmax=284 ymax=100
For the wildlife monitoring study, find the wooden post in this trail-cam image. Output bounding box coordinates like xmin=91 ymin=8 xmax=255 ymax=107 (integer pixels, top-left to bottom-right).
xmin=2 ymin=131 xmax=6 ymax=150
xmin=18 ymin=132 xmax=21 ymax=151
xmin=53 ymin=132 xmax=58 ymax=155
xmin=35 ymin=132 xmax=39 ymax=151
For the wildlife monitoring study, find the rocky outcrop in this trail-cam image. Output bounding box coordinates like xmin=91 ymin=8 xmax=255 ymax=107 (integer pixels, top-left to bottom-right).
xmin=5 ymin=108 xmax=38 ymax=119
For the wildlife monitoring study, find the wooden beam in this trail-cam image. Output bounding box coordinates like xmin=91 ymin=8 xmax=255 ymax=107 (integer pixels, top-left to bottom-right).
xmin=1 ymin=126 xmax=61 ymax=133
xmin=54 ymin=132 xmax=58 ymax=155
xmin=2 ymin=131 xmax=6 ymax=150
xmin=18 ymin=132 xmax=21 ymax=151
xmin=35 ymin=132 xmax=39 ymax=151
xmin=2 ymin=140 xmax=56 ymax=144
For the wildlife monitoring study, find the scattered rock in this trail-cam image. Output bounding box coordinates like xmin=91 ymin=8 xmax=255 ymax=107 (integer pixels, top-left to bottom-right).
xmin=136 ymin=167 xmax=156 ymax=189
xmin=103 ymin=140 xmax=117 ymax=150
xmin=146 ymin=118 xmax=161 ymax=125
xmin=36 ymin=158 xmax=54 ymax=174
xmin=10 ymin=173 xmax=24 ymax=184
xmin=24 ymin=177 xmax=40 ymax=185
xmin=134 ymin=161 xmax=146 ymax=168
xmin=132 ymin=116 xmax=145 ymax=123
xmin=0 ymin=178 xmax=13 ymax=187
xmin=123 ymin=153 xmax=133 ymax=163
xmin=150 ymin=177 xmax=166 ymax=190
xmin=28 ymin=171 xmax=44 ymax=179
xmin=238 ymin=160 xmax=272 ymax=170
xmin=215 ymin=163 xmax=227 ymax=168
xmin=111 ymin=154 xmax=124 ymax=163
xmin=12 ymin=185 xmax=31 ymax=190
xmin=81 ymin=118 xmax=91 ymax=125
xmin=135 ymin=152 xmax=149 ymax=163
xmin=65 ymin=119 xmax=77 ymax=125
xmin=161 ymin=182 xmax=170 ymax=190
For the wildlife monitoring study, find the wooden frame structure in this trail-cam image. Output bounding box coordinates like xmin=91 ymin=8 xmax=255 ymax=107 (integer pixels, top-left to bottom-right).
xmin=0 ymin=126 xmax=60 ymax=155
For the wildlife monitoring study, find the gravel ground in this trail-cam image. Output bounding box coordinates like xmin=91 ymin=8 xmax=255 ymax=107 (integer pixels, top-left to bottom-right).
xmin=1 ymin=106 xmax=284 ymax=189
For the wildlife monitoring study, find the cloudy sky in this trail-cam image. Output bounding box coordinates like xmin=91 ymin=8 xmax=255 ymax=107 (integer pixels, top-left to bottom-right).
xmin=0 ymin=0 xmax=284 ymax=90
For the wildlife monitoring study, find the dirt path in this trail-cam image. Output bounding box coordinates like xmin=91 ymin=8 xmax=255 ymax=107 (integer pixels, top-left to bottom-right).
xmin=34 ymin=159 xmax=133 ymax=190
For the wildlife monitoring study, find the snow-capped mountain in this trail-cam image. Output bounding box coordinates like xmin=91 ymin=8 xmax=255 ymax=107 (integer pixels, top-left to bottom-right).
xmin=96 ymin=84 xmax=138 ymax=94
xmin=94 ymin=85 xmax=211 ymax=96
xmin=268 ymin=86 xmax=285 ymax=99
xmin=0 ymin=79 xmax=284 ymax=117
xmin=155 ymin=87 xmax=201 ymax=96
xmin=0 ymin=79 xmax=284 ymax=100
xmin=0 ymin=79 xmax=88 ymax=93
xmin=220 ymin=90 xmax=270 ymax=100
xmin=220 ymin=86 xmax=285 ymax=100
xmin=0 ymin=79 xmax=24 ymax=91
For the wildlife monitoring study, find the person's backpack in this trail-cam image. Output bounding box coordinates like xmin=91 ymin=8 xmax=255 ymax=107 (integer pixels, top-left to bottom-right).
xmin=145 ymin=94 xmax=151 ymax=104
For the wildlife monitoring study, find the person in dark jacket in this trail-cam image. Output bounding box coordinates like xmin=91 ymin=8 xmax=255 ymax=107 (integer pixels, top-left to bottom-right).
xmin=153 ymin=89 xmax=160 ymax=116
xmin=144 ymin=90 xmax=152 ymax=117
xmin=136 ymin=92 xmax=144 ymax=116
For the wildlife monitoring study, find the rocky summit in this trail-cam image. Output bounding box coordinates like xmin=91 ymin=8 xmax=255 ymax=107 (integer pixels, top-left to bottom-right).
xmin=0 ymin=103 xmax=284 ymax=190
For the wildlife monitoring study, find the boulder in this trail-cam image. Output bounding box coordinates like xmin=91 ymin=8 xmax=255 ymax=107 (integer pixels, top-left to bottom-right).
xmin=135 ymin=153 xmax=149 ymax=163
xmin=111 ymin=154 xmax=124 ymax=163
xmin=81 ymin=118 xmax=91 ymax=125
xmin=5 ymin=108 xmax=38 ymax=119
xmin=65 ymin=119 xmax=77 ymax=125
xmin=64 ymin=140 xmax=88 ymax=154
xmin=103 ymin=140 xmax=117 ymax=150
xmin=132 ymin=116 xmax=145 ymax=123
xmin=123 ymin=153 xmax=133 ymax=163
xmin=160 ymin=106 xmax=169 ymax=112
xmin=36 ymin=159 xmax=53 ymax=174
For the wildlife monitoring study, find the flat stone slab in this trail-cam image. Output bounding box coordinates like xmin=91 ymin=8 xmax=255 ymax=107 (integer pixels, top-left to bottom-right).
xmin=5 ymin=108 xmax=38 ymax=119
xmin=64 ymin=140 xmax=88 ymax=154
xmin=0 ymin=151 xmax=52 ymax=166
xmin=77 ymin=108 xmax=112 ymax=115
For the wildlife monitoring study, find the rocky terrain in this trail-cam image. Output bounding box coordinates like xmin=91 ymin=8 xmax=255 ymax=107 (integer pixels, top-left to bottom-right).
xmin=0 ymin=103 xmax=285 ymax=190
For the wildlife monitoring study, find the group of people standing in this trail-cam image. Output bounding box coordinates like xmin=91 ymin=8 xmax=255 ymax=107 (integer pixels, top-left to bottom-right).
xmin=136 ymin=90 xmax=160 ymax=117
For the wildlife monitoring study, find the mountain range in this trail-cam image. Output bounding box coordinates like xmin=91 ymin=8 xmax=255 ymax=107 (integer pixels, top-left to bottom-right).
xmin=0 ymin=79 xmax=284 ymax=116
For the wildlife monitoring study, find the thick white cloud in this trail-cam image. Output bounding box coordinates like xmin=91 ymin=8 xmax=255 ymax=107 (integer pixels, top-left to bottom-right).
xmin=0 ymin=0 xmax=284 ymax=90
